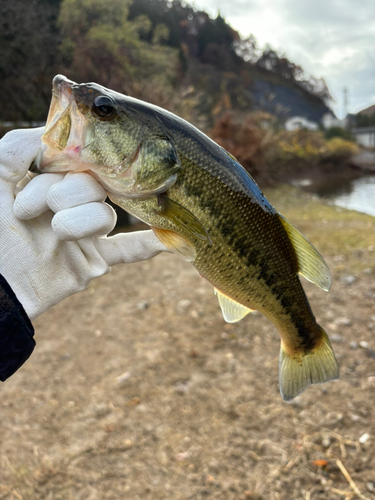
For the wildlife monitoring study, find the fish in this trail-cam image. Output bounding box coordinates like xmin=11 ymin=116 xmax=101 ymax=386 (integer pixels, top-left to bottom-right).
xmin=32 ymin=75 xmax=339 ymax=401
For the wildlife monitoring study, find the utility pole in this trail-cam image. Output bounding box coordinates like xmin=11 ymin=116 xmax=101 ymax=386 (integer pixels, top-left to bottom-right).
xmin=343 ymin=87 xmax=348 ymax=117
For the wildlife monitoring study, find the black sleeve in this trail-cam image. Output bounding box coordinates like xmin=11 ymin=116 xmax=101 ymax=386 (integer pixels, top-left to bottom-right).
xmin=0 ymin=274 xmax=35 ymax=381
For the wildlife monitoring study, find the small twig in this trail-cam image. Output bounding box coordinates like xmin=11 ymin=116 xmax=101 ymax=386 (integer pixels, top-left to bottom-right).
xmin=11 ymin=491 xmax=23 ymax=500
xmin=330 ymin=431 xmax=347 ymax=459
xmin=336 ymin=459 xmax=370 ymax=500
xmin=248 ymin=450 xmax=262 ymax=462
xmin=330 ymin=486 xmax=354 ymax=499
xmin=283 ymin=453 xmax=301 ymax=473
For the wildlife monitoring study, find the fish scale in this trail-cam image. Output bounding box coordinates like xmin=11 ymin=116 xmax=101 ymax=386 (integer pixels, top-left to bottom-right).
xmin=33 ymin=75 xmax=339 ymax=400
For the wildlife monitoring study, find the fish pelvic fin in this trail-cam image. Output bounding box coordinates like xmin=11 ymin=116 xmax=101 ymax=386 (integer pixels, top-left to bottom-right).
xmin=278 ymin=214 xmax=331 ymax=292
xmin=279 ymin=328 xmax=339 ymax=401
xmin=214 ymin=288 xmax=255 ymax=323
xmin=152 ymin=227 xmax=196 ymax=262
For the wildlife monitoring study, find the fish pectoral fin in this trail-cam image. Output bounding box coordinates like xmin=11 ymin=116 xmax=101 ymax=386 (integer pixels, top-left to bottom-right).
xmin=152 ymin=227 xmax=196 ymax=262
xmin=278 ymin=214 xmax=331 ymax=292
xmin=279 ymin=328 xmax=339 ymax=401
xmin=157 ymin=195 xmax=212 ymax=244
xmin=214 ymin=289 xmax=255 ymax=323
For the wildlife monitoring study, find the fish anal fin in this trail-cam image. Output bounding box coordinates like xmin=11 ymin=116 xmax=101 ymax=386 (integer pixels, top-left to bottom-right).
xmin=157 ymin=195 xmax=212 ymax=244
xmin=152 ymin=227 xmax=196 ymax=262
xmin=214 ymin=288 xmax=255 ymax=323
xmin=279 ymin=328 xmax=339 ymax=401
xmin=279 ymin=214 xmax=331 ymax=292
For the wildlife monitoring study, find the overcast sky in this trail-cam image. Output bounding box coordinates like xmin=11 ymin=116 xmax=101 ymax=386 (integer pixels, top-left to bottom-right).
xmin=193 ymin=0 xmax=375 ymax=117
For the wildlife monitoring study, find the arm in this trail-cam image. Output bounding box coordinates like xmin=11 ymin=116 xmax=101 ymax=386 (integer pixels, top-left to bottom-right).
xmin=0 ymin=274 xmax=35 ymax=381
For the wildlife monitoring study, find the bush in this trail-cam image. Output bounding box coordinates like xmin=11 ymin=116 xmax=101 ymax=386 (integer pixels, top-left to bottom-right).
xmin=325 ymin=137 xmax=359 ymax=158
xmin=209 ymin=112 xmax=359 ymax=183
xmin=325 ymin=126 xmax=352 ymax=141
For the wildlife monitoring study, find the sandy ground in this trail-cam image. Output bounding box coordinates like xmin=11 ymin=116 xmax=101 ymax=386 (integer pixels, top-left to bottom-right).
xmin=0 ymin=187 xmax=374 ymax=500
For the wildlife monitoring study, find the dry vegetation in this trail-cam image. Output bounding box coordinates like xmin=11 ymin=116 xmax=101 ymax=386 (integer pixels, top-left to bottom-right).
xmin=209 ymin=113 xmax=359 ymax=186
xmin=1 ymin=187 xmax=374 ymax=500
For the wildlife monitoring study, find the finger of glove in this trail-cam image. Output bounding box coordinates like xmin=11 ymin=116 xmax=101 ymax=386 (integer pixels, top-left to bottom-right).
xmin=94 ymin=230 xmax=168 ymax=266
xmin=52 ymin=202 xmax=117 ymax=241
xmin=0 ymin=128 xmax=44 ymax=185
xmin=47 ymin=172 xmax=107 ymax=213
xmin=14 ymin=173 xmax=64 ymax=220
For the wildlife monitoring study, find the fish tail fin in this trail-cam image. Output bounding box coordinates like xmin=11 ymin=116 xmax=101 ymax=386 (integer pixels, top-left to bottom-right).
xmin=279 ymin=328 xmax=339 ymax=401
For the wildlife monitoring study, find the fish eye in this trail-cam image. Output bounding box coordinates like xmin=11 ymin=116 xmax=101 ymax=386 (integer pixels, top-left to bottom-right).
xmin=92 ymin=96 xmax=115 ymax=119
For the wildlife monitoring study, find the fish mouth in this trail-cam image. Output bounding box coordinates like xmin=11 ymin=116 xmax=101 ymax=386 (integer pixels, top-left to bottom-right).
xmin=31 ymin=75 xmax=89 ymax=173
xmin=31 ymin=75 xmax=179 ymax=200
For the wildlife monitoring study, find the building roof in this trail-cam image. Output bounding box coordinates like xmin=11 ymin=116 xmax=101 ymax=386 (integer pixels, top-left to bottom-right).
xmin=352 ymin=126 xmax=375 ymax=133
xmin=357 ymin=104 xmax=375 ymax=115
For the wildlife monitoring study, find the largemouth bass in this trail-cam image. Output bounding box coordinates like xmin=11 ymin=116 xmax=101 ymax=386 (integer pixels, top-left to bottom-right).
xmin=32 ymin=75 xmax=339 ymax=400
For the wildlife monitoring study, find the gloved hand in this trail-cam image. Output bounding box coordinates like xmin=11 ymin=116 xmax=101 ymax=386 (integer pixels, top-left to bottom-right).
xmin=0 ymin=128 xmax=167 ymax=320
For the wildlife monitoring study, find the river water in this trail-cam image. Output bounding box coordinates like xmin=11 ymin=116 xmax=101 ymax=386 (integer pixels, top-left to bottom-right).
xmin=294 ymin=175 xmax=375 ymax=218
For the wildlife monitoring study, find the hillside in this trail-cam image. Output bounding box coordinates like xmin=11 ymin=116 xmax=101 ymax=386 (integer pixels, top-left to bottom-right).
xmin=0 ymin=0 xmax=333 ymax=126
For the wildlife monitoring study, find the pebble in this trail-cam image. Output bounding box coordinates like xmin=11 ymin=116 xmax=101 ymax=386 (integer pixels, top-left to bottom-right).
xmin=174 ymin=381 xmax=189 ymax=394
xmin=137 ymin=300 xmax=149 ymax=310
xmin=340 ymin=275 xmax=357 ymax=285
xmin=115 ymin=371 xmax=131 ymax=387
xmin=321 ymin=435 xmax=331 ymax=448
xmin=359 ymin=432 xmax=370 ymax=444
xmin=367 ymin=482 xmax=374 ymax=493
xmin=178 ymin=299 xmax=192 ymax=309
xmin=350 ymin=414 xmax=361 ymax=421
xmin=330 ymin=333 xmax=344 ymax=343
xmin=334 ymin=317 xmax=351 ymax=327
xmin=333 ymin=254 xmax=345 ymax=262
xmin=175 ymin=451 xmax=191 ymax=461
xmin=359 ymin=341 xmax=369 ymax=349
xmin=349 ymin=341 xmax=358 ymax=350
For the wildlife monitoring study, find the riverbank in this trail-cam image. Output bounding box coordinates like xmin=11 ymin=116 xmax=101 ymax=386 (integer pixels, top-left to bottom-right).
xmin=1 ymin=186 xmax=374 ymax=500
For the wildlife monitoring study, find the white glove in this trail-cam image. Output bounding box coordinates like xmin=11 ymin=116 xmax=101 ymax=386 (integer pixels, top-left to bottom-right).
xmin=0 ymin=128 xmax=167 ymax=320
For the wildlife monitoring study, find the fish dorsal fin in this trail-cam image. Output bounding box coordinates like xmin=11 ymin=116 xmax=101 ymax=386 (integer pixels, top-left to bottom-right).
xmin=214 ymin=289 xmax=255 ymax=323
xmin=152 ymin=227 xmax=196 ymax=262
xmin=278 ymin=214 xmax=331 ymax=292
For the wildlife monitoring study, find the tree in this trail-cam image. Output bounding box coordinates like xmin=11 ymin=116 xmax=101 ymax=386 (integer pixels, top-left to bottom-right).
xmin=58 ymin=0 xmax=179 ymax=105
xmin=0 ymin=0 xmax=62 ymax=121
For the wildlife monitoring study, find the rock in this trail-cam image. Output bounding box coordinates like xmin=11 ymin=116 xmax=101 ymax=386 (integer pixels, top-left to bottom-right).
xmin=174 ymin=381 xmax=189 ymax=394
xmin=334 ymin=317 xmax=351 ymax=327
xmin=115 ymin=371 xmax=131 ymax=387
xmin=321 ymin=435 xmax=331 ymax=448
xmin=330 ymin=333 xmax=344 ymax=343
xmin=359 ymin=432 xmax=370 ymax=444
xmin=177 ymin=299 xmax=192 ymax=309
xmin=359 ymin=341 xmax=369 ymax=349
xmin=367 ymin=482 xmax=374 ymax=493
xmin=137 ymin=300 xmax=149 ymax=310
xmin=340 ymin=275 xmax=357 ymax=286
xmin=350 ymin=341 xmax=359 ymax=350
xmin=333 ymin=254 xmax=345 ymax=262
xmin=175 ymin=451 xmax=191 ymax=461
